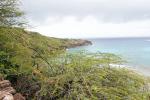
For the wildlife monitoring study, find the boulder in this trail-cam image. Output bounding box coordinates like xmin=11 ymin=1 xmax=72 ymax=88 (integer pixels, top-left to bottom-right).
xmin=0 ymin=80 xmax=26 ymax=100
xmin=0 ymin=80 xmax=11 ymax=89
xmin=0 ymin=80 xmax=16 ymax=94
xmin=13 ymin=93 xmax=25 ymax=100
xmin=0 ymin=91 xmax=14 ymax=100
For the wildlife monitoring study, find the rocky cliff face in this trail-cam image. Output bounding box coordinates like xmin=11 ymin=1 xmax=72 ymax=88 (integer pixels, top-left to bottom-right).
xmin=65 ymin=39 xmax=92 ymax=48
xmin=0 ymin=80 xmax=25 ymax=100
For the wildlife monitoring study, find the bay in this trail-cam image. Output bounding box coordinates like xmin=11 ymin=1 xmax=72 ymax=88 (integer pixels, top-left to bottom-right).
xmin=69 ymin=37 xmax=150 ymax=76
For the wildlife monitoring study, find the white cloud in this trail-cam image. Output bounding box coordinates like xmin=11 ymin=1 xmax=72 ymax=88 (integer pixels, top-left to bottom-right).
xmin=29 ymin=16 xmax=150 ymax=38
xmin=22 ymin=0 xmax=150 ymax=22
xmin=22 ymin=0 xmax=150 ymax=38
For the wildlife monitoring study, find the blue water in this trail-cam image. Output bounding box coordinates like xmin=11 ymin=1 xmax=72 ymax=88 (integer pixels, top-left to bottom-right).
xmin=69 ymin=38 xmax=150 ymax=75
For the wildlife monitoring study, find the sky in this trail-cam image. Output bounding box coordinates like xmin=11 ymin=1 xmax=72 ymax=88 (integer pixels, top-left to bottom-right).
xmin=22 ymin=0 xmax=150 ymax=38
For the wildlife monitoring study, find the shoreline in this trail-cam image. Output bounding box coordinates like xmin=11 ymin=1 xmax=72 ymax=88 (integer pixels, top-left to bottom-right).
xmin=109 ymin=63 xmax=150 ymax=76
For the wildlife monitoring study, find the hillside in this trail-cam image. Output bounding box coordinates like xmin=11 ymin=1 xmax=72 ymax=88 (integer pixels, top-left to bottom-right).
xmin=0 ymin=27 xmax=92 ymax=75
xmin=0 ymin=27 xmax=150 ymax=100
xmin=0 ymin=27 xmax=92 ymax=51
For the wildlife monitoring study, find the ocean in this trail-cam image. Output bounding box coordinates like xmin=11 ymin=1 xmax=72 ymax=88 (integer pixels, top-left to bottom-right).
xmin=69 ymin=37 xmax=150 ymax=76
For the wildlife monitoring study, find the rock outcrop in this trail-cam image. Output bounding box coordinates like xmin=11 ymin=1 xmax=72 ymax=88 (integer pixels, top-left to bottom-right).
xmin=0 ymin=80 xmax=15 ymax=100
xmin=0 ymin=91 xmax=14 ymax=100
xmin=66 ymin=39 xmax=92 ymax=48
xmin=0 ymin=80 xmax=25 ymax=100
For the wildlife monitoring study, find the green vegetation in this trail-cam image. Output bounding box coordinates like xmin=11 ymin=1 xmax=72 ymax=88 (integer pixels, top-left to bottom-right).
xmin=0 ymin=0 xmax=25 ymax=26
xmin=36 ymin=52 xmax=149 ymax=100
xmin=0 ymin=0 xmax=150 ymax=99
xmin=0 ymin=27 xmax=150 ymax=99
xmin=0 ymin=27 xmax=81 ymax=78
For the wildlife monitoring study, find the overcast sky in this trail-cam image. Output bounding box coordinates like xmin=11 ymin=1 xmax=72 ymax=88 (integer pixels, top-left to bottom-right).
xmin=22 ymin=0 xmax=150 ymax=38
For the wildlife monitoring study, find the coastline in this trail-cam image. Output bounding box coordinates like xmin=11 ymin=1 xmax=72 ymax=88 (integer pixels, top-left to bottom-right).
xmin=68 ymin=38 xmax=150 ymax=76
xmin=109 ymin=63 xmax=150 ymax=76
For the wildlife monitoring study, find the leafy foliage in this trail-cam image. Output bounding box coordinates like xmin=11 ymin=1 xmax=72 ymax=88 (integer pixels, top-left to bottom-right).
xmin=0 ymin=0 xmax=25 ymax=26
xmin=0 ymin=27 xmax=74 ymax=75
xmin=36 ymin=52 xmax=149 ymax=100
xmin=0 ymin=51 xmax=19 ymax=77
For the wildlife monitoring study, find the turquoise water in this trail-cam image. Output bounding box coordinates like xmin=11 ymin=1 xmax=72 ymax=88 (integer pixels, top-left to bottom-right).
xmin=69 ymin=38 xmax=150 ymax=75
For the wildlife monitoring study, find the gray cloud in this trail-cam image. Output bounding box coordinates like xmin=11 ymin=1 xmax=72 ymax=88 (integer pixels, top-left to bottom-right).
xmin=22 ymin=0 xmax=150 ymax=23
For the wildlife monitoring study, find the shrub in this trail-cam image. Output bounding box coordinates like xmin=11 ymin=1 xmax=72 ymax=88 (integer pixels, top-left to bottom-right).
xmin=34 ymin=52 xmax=149 ymax=100
xmin=0 ymin=51 xmax=19 ymax=78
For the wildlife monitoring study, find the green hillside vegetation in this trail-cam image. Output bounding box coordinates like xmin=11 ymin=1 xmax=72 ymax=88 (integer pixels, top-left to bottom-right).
xmin=0 ymin=27 xmax=150 ymax=100
xmin=1 ymin=0 xmax=149 ymax=99
xmin=0 ymin=27 xmax=67 ymax=76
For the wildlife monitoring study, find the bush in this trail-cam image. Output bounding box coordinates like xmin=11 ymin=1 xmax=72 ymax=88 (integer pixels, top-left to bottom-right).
xmin=34 ymin=52 xmax=149 ymax=100
xmin=0 ymin=51 xmax=19 ymax=78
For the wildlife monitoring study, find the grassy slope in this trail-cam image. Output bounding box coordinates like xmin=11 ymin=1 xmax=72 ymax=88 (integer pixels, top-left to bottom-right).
xmin=0 ymin=27 xmax=67 ymax=74
xmin=0 ymin=27 xmax=75 ymax=51
xmin=0 ymin=27 xmax=88 ymax=73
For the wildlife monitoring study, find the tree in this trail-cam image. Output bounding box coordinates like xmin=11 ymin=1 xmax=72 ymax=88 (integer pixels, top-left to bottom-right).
xmin=0 ymin=0 xmax=24 ymax=27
